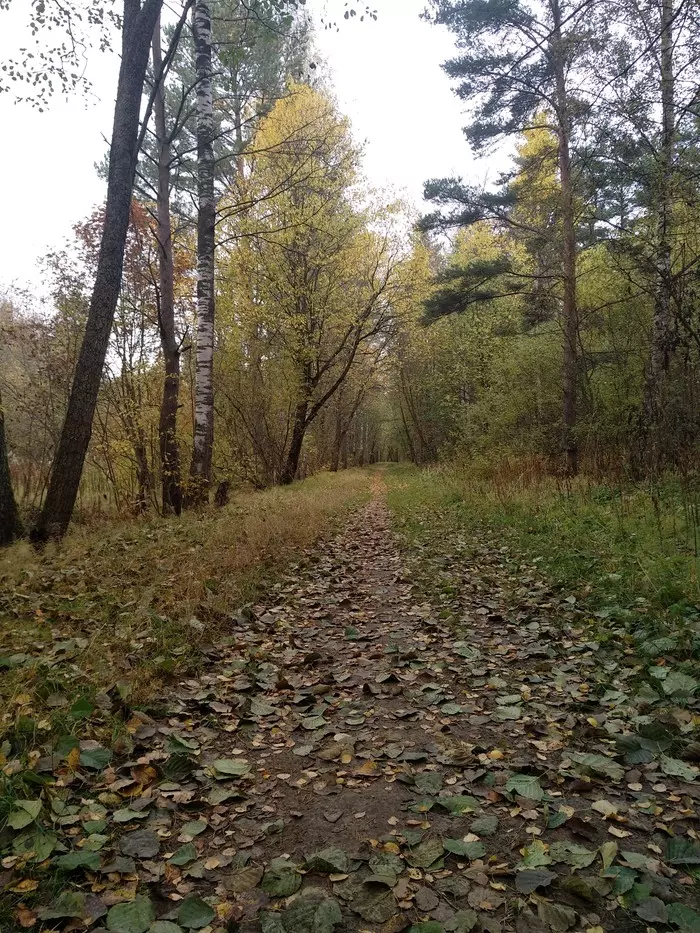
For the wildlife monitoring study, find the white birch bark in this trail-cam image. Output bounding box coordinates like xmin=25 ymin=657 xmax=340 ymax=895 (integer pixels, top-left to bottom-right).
xmin=189 ymin=0 xmax=216 ymax=501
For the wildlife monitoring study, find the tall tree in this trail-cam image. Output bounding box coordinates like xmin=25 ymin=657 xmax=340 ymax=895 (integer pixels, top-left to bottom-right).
xmin=551 ymin=0 xmax=579 ymax=474
xmin=188 ymin=0 xmax=217 ymax=503
xmin=151 ymin=15 xmax=183 ymax=515
xmin=423 ymin=0 xmax=605 ymax=474
xmin=588 ymin=0 xmax=700 ymax=468
xmin=647 ymin=0 xmax=676 ymax=411
xmin=32 ymin=0 xmax=193 ymax=540
xmin=633 ymin=0 xmax=677 ymax=468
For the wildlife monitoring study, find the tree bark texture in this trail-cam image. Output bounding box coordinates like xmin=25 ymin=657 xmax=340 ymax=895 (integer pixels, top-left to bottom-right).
xmin=0 ymin=388 xmax=22 ymax=546
xmin=152 ymin=16 xmax=183 ymax=515
xmin=188 ymin=0 xmax=216 ymax=503
xmin=330 ymin=407 xmax=343 ymax=472
xmin=32 ymin=0 xmax=164 ymax=541
xmin=134 ymin=431 xmax=155 ymax=513
xmin=639 ymin=0 xmax=676 ymax=470
xmin=552 ymin=0 xmax=579 ymax=476
xmin=281 ymin=396 xmax=309 ymax=485
xmin=330 ymin=384 xmax=366 ymax=472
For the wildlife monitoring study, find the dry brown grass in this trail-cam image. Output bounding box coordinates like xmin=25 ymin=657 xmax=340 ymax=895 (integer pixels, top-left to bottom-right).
xmin=0 ymin=469 xmax=371 ymax=731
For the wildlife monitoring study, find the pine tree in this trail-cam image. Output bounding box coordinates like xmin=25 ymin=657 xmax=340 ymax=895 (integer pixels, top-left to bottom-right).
xmin=422 ymin=0 xmax=607 ymax=474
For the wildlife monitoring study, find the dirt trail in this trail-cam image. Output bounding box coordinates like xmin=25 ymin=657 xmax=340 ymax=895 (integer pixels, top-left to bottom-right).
xmin=26 ymin=478 xmax=700 ymax=933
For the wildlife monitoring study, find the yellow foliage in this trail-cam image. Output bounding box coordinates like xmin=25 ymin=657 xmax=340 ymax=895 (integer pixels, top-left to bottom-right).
xmin=216 ymin=83 xmax=413 ymax=481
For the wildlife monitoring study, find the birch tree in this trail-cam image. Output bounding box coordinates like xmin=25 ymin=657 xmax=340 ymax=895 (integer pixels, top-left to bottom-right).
xmin=188 ymin=0 xmax=217 ymax=503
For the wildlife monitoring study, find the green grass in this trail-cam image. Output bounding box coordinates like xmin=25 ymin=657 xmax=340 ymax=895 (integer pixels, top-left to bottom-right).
xmin=384 ymin=462 xmax=700 ymax=664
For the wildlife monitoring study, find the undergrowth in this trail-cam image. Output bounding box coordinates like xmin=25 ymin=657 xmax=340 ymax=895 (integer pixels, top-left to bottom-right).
xmin=385 ymin=462 xmax=700 ymax=669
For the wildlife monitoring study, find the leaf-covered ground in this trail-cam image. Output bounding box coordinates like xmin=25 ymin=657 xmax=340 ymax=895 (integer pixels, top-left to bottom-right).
xmin=1 ymin=473 xmax=700 ymax=933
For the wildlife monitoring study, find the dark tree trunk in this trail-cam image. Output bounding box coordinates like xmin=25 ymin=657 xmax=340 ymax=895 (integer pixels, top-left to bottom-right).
xmin=330 ymin=394 xmax=345 ymax=472
xmin=134 ymin=433 xmax=154 ymax=513
xmin=331 ymin=384 xmax=365 ymax=472
xmin=281 ymin=398 xmax=309 ymax=485
xmin=0 ymin=389 xmax=22 ymax=547
xmin=331 ymin=426 xmax=353 ymax=473
xmin=121 ymin=380 xmax=155 ymax=513
xmin=188 ymin=0 xmax=216 ymax=503
xmin=330 ymin=430 xmax=342 ymax=472
xmin=552 ymin=0 xmax=579 ymax=476
xmin=32 ymin=0 xmax=164 ymax=542
xmin=638 ymin=0 xmax=675 ymax=471
xmin=152 ymin=17 xmax=182 ymax=516
xmin=330 ymin=386 xmax=350 ymax=473
xmin=214 ymin=480 xmax=230 ymax=507
xmin=399 ymin=402 xmax=418 ymax=465
xmin=399 ymin=368 xmax=434 ymax=462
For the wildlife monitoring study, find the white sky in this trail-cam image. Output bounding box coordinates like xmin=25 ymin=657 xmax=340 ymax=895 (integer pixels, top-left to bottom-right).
xmin=0 ymin=0 xmax=481 ymax=292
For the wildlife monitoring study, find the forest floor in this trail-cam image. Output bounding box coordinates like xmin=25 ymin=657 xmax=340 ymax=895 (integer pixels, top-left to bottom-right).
xmin=1 ymin=467 xmax=700 ymax=933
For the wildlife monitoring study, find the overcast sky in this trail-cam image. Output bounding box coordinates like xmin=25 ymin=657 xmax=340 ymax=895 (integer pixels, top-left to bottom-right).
xmin=0 ymin=0 xmax=481 ymax=293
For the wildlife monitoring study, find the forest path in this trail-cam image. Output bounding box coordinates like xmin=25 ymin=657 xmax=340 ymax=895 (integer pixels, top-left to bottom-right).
xmin=99 ymin=475 xmax=699 ymax=933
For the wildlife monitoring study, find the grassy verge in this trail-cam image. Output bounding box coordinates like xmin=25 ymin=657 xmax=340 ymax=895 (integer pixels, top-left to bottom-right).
xmin=0 ymin=469 xmax=370 ymax=744
xmin=385 ymin=462 xmax=700 ymax=667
